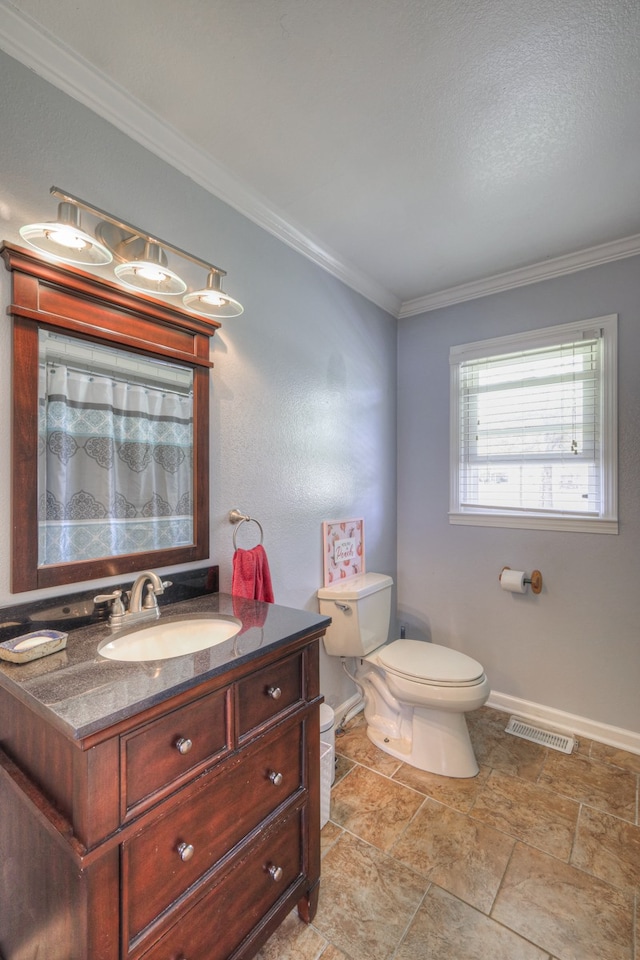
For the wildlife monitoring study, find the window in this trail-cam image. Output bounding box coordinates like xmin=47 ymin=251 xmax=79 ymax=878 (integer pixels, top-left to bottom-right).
xmin=449 ymin=316 xmax=617 ymax=533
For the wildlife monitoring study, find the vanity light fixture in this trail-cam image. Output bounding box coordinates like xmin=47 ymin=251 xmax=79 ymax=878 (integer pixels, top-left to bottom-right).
xmin=19 ymin=187 xmax=243 ymax=317
xmin=183 ymin=268 xmax=244 ymax=318
xmin=114 ymin=241 xmax=187 ymax=296
xmin=19 ymin=200 xmax=113 ymax=266
xmin=95 ymin=223 xmax=187 ymax=296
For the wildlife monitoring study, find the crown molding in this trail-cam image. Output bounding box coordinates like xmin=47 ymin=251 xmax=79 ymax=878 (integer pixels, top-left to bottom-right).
xmin=0 ymin=4 xmax=400 ymax=317
xmin=2 ymin=5 xmax=638 ymax=322
xmin=399 ymin=233 xmax=640 ymax=317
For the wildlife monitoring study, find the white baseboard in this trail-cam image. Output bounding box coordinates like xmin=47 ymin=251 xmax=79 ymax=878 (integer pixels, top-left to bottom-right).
xmin=488 ymin=691 xmax=640 ymax=757
xmin=332 ymin=694 xmax=364 ymax=730
xmin=329 ymin=688 xmax=640 ymax=757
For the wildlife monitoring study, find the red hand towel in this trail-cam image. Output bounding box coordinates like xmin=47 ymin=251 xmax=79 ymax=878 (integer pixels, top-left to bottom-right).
xmin=232 ymin=545 xmax=274 ymax=603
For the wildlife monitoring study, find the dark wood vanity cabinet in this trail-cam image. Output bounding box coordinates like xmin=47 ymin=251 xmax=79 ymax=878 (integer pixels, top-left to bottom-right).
xmin=0 ymin=633 xmax=323 ymax=960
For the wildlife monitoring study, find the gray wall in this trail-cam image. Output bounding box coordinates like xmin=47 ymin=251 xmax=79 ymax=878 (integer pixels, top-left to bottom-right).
xmin=0 ymin=52 xmax=398 ymax=712
xmin=2 ymin=50 xmax=638 ymax=738
xmin=398 ymin=257 xmax=640 ymax=734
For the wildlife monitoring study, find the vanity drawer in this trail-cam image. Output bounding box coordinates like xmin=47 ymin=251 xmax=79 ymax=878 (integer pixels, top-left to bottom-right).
xmin=139 ymin=807 xmax=304 ymax=960
xmin=236 ymin=650 xmax=304 ymax=740
xmin=123 ymin=686 xmax=230 ymax=814
xmin=124 ymin=718 xmax=304 ymax=946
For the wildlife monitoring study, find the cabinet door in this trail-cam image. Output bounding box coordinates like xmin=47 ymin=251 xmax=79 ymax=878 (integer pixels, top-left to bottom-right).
xmin=236 ymin=651 xmax=304 ymax=741
xmin=123 ymin=686 xmax=230 ymax=815
xmin=123 ymin=719 xmax=304 ymax=949
xmin=138 ymin=807 xmax=304 ymax=960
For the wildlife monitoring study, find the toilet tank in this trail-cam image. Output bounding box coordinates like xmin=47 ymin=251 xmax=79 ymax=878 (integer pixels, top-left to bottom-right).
xmin=317 ymin=573 xmax=393 ymax=657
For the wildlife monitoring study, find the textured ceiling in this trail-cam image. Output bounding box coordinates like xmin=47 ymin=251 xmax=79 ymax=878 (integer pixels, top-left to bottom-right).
xmin=1 ymin=0 xmax=640 ymax=315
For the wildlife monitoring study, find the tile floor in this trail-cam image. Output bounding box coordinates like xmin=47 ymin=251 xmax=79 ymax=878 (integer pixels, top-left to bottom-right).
xmin=256 ymin=706 xmax=639 ymax=960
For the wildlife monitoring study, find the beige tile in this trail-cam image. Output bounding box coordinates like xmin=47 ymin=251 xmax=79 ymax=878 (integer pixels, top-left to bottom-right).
xmin=539 ymin=752 xmax=637 ymax=822
xmin=314 ymin=832 xmax=428 ymax=960
xmin=468 ymin=706 xmax=507 ymax=726
xmin=321 ymin=819 xmax=343 ymax=857
xmin=254 ymin=909 xmax=327 ymax=960
xmin=395 ymin=884 xmax=550 ymax=960
xmin=335 ymin=718 xmax=403 ymax=776
xmin=467 ymin=711 xmax=547 ymax=781
xmin=298 ymin=706 xmax=639 ymax=959
xmin=492 ymin=842 xmax=634 ymax=960
xmin=320 ymin=947 xmax=353 ymax=960
xmin=392 ymin=797 xmax=514 ymax=914
xmin=571 ymin=806 xmax=640 ymax=892
xmin=589 ymin=741 xmax=640 ymax=776
xmin=392 ymin=761 xmax=492 ymax=812
xmin=334 ymin=753 xmax=355 ymax=784
xmin=330 ymin=764 xmax=424 ymax=851
xmin=574 ymin=736 xmax=593 ymax=758
xmin=471 ymin=769 xmax=579 ymax=859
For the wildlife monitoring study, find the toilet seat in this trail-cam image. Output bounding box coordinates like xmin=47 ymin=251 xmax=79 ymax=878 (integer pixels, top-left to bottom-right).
xmin=376 ymin=639 xmax=485 ymax=687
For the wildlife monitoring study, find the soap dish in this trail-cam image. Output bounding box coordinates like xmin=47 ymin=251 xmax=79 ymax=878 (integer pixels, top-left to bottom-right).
xmin=0 ymin=630 xmax=68 ymax=663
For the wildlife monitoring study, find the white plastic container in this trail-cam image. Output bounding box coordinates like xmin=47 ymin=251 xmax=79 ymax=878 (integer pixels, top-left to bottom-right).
xmin=320 ymin=741 xmax=333 ymax=828
xmin=320 ymin=703 xmax=335 ymax=784
xmin=319 ymin=702 xmax=335 ymax=828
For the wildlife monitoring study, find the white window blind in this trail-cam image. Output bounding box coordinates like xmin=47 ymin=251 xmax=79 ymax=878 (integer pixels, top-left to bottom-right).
xmin=449 ymin=316 xmax=618 ymax=533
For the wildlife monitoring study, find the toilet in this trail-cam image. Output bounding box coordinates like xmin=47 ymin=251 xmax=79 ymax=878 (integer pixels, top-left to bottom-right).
xmin=317 ymin=573 xmax=490 ymax=778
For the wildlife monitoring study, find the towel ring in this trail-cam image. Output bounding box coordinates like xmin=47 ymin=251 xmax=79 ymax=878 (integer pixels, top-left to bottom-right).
xmin=229 ymin=509 xmax=264 ymax=550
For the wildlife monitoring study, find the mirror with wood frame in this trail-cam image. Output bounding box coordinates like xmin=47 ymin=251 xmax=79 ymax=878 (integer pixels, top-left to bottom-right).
xmin=2 ymin=243 xmax=219 ymax=592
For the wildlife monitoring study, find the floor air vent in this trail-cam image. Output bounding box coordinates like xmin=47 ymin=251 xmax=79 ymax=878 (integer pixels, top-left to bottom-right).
xmin=505 ymin=717 xmax=576 ymax=754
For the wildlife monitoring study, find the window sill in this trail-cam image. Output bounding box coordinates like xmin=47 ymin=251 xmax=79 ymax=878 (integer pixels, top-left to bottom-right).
xmin=448 ymin=512 xmax=618 ymax=535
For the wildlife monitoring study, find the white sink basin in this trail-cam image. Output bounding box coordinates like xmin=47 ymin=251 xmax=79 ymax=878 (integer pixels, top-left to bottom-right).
xmin=98 ymin=616 xmax=242 ymax=662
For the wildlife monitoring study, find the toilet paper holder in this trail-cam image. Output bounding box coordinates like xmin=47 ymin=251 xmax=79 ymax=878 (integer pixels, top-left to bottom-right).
xmin=499 ymin=566 xmax=543 ymax=594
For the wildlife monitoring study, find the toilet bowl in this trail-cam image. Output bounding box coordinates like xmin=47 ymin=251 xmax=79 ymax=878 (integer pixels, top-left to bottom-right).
xmin=317 ymin=573 xmax=489 ymax=778
xmin=361 ymin=638 xmax=490 ymax=776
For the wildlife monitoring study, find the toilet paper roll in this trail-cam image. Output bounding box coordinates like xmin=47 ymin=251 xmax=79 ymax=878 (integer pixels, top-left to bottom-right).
xmin=500 ymin=569 xmax=527 ymax=594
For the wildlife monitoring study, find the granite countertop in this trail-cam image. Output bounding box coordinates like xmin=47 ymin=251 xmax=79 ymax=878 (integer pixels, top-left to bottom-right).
xmin=0 ymin=593 xmax=330 ymax=741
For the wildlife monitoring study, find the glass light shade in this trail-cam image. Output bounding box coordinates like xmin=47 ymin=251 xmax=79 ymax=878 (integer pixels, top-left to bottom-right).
xmin=20 ymin=202 xmax=112 ymax=265
xmin=114 ymin=242 xmax=187 ymax=295
xmin=183 ymin=270 xmax=244 ymax=318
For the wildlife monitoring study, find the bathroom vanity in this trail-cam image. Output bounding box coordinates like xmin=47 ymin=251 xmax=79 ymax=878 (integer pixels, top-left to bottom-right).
xmin=0 ymin=591 xmax=330 ymax=960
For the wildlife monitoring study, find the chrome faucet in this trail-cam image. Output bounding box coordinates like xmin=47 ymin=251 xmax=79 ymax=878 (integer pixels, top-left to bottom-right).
xmin=95 ymin=571 xmax=171 ymax=629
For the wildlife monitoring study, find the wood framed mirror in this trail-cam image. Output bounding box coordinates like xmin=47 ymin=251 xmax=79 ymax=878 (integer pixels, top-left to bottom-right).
xmin=2 ymin=243 xmax=219 ymax=592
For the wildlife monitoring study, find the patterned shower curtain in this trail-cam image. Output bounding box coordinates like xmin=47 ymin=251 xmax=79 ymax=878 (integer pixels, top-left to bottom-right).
xmin=38 ymin=362 xmax=194 ymax=565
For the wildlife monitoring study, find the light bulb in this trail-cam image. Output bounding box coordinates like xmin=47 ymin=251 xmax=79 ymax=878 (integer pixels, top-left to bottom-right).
xmin=45 ymin=225 xmax=89 ymax=251
xmin=200 ymin=292 xmax=227 ymax=306
xmin=135 ymin=263 xmax=170 ymax=283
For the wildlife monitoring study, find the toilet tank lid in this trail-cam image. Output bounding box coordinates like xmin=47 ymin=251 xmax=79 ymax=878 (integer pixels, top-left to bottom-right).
xmin=317 ymin=572 xmax=393 ymax=601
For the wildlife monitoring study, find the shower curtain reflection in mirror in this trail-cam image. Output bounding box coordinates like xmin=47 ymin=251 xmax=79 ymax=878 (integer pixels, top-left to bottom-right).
xmin=38 ymin=331 xmax=194 ymax=565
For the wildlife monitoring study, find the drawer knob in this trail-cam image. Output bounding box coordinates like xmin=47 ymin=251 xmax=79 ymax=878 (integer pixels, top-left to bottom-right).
xmin=175 ymin=737 xmax=193 ymax=755
xmin=177 ymin=842 xmax=195 ymax=862
xmin=269 ymin=771 xmax=284 ymax=786
xmin=267 ymin=686 xmax=282 ymax=700
xmin=268 ymin=864 xmax=284 ymax=882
